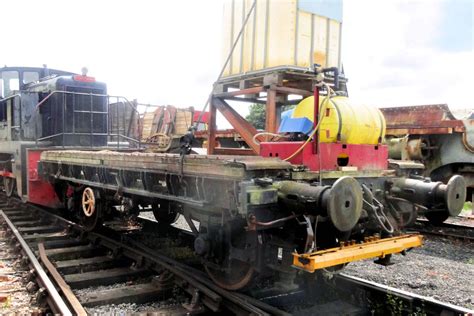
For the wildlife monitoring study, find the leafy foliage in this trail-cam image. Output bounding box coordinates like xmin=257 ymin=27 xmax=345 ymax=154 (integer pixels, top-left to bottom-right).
xmin=246 ymin=104 xmax=266 ymax=130
xmin=246 ymin=103 xmax=297 ymax=130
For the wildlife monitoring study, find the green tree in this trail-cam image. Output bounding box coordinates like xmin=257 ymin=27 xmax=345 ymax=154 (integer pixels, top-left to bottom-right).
xmin=246 ymin=103 xmax=297 ymax=130
xmin=246 ymin=103 xmax=265 ymax=130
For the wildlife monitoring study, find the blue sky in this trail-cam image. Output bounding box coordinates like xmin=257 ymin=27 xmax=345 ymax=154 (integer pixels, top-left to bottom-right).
xmin=436 ymin=0 xmax=472 ymax=52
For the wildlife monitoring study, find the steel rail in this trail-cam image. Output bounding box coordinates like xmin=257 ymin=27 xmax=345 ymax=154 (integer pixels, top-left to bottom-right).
xmin=88 ymin=231 xmax=270 ymax=315
xmin=416 ymin=218 xmax=474 ymax=241
xmin=0 ymin=210 xmax=72 ymax=315
xmin=417 ymin=229 xmax=474 ymax=241
xmin=119 ymin=234 xmax=289 ymax=316
xmin=337 ymin=273 xmax=474 ymax=315
xmin=3 ymin=195 xmax=471 ymax=314
xmin=38 ymin=243 xmax=87 ymax=316
xmin=17 ymin=199 xmax=276 ymax=315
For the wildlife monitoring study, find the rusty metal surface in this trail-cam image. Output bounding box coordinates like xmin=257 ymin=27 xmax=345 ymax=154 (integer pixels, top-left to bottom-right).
xmin=381 ymin=104 xmax=467 ymax=135
xmin=211 ymin=97 xmax=260 ymax=153
xmin=195 ymin=128 xmax=240 ymax=139
xmin=212 ymin=148 xmax=255 ymax=156
xmin=38 ymin=243 xmax=87 ymax=316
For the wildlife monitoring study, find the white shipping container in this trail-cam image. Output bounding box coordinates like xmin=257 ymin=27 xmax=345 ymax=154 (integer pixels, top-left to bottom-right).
xmin=222 ymin=0 xmax=343 ymax=77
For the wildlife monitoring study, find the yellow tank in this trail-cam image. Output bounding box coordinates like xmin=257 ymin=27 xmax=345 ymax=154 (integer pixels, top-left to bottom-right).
xmin=292 ymin=96 xmax=386 ymax=145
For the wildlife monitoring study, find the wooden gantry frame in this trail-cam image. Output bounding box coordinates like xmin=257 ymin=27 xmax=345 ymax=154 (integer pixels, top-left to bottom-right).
xmin=207 ymin=67 xmax=320 ymax=156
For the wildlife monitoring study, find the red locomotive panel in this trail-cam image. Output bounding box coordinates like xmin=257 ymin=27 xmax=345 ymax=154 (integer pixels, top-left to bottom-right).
xmin=27 ymin=149 xmax=62 ymax=208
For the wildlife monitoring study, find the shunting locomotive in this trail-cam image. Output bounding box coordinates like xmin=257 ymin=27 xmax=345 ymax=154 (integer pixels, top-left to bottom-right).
xmin=0 ymin=65 xmax=467 ymax=290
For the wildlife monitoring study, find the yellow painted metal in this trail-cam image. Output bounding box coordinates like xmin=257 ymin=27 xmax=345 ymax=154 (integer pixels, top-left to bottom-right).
xmin=292 ymin=96 xmax=386 ymax=145
xmin=222 ymin=0 xmax=342 ymax=76
xmin=292 ymin=234 xmax=423 ymax=273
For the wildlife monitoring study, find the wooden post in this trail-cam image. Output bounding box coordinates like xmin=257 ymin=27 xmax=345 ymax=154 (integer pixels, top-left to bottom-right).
xmin=265 ymin=89 xmax=277 ymax=133
xmin=207 ymin=97 xmax=217 ymax=155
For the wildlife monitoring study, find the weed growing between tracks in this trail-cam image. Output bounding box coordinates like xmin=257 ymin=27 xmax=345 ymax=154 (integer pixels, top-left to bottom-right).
xmin=368 ymin=293 xmax=427 ymax=316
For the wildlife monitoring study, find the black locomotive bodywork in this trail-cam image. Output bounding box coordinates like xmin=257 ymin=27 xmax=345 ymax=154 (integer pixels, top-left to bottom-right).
xmin=0 ymin=66 xmax=138 ymax=203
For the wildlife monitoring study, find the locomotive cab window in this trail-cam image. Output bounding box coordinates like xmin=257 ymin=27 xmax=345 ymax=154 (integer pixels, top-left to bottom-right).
xmin=22 ymin=71 xmax=39 ymax=86
xmin=0 ymin=71 xmax=19 ymax=97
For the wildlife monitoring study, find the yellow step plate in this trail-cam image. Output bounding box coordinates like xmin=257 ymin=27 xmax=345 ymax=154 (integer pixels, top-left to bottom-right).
xmin=293 ymin=234 xmax=423 ymax=273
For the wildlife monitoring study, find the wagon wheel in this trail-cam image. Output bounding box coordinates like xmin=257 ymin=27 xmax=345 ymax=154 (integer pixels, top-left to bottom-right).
xmin=204 ymin=226 xmax=255 ymax=290
xmin=146 ymin=133 xmax=172 ymax=152
xmin=3 ymin=177 xmax=16 ymax=197
xmin=152 ymin=200 xmax=180 ymax=224
xmin=205 ymin=260 xmax=254 ymax=291
xmin=81 ymin=187 xmax=102 ymax=231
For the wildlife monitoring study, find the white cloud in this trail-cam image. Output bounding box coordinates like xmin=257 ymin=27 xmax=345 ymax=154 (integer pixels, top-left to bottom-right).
xmin=1 ymin=0 xmax=223 ymax=108
xmin=343 ymin=0 xmax=472 ymax=110
xmin=1 ymin=0 xmax=470 ymax=132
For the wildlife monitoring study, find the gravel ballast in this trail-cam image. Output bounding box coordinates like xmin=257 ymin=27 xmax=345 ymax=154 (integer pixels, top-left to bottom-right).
xmin=344 ymin=236 xmax=474 ymax=309
xmin=0 ymin=231 xmax=43 ymax=315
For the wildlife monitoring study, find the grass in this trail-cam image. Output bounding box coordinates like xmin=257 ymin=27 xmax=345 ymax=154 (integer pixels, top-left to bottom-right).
xmin=460 ymin=202 xmax=472 ymax=215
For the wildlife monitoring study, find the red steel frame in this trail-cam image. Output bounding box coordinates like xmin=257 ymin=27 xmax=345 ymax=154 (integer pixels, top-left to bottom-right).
xmin=260 ymin=142 xmax=388 ymax=171
xmin=208 ymin=77 xmax=388 ymax=172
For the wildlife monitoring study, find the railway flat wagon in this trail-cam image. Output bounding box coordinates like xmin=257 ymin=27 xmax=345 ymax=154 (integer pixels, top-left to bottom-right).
xmin=0 ymin=66 xmax=467 ymax=290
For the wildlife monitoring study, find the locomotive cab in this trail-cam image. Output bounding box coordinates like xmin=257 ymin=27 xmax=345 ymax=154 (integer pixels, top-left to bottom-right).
xmin=0 ymin=66 xmax=138 ymax=204
xmin=0 ymin=66 xmax=108 ymax=147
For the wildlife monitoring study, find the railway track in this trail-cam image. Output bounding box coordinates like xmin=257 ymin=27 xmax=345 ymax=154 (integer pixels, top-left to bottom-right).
xmin=1 ymin=195 xmax=472 ymax=315
xmin=415 ymin=218 xmax=474 ymax=242
xmin=334 ymin=274 xmax=473 ymax=315
xmin=0 ymin=196 xmax=290 ymax=315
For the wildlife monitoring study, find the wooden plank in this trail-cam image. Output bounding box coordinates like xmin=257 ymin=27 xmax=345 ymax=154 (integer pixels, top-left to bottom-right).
xmin=18 ymin=225 xmax=63 ymax=234
xmin=272 ymin=85 xmax=312 ymax=97
xmin=44 ymin=245 xmax=103 ymax=261
xmin=22 ymin=232 xmax=69 ymax=241
xmin=213 ymin=148 xmax=256 ymax=156
xmin=265 ymin=89 xmax=277 ymax=133
xmin=207 ymin=99 xmax=218 ymax=155
xmin=80 ymin=282 xmax=170 ymax=307
xmin=214 ymin=86 xmax=264 ymax=98
xmin=64 ymin=267 xmax=149 ymax=289
xmin=55 ymin=256 xmax=123 ymax=274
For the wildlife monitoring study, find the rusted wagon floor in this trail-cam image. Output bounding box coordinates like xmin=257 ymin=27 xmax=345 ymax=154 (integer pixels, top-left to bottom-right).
xmin=344 ymin=236 xmax=474 ymax=309
xmin=445 ymin=212 xmax=474 ymax=227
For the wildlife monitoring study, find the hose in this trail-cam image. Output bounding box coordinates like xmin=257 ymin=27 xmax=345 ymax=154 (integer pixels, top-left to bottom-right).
xmin=252 ymin=132 xmax=288 ymax=146
xmin=283 ymin=83 xmax=335 ymax=161
xmin=462 ymin=132 xmax=474 ymax=153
